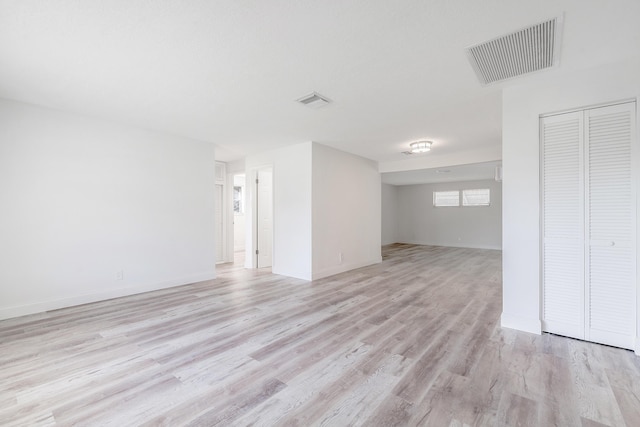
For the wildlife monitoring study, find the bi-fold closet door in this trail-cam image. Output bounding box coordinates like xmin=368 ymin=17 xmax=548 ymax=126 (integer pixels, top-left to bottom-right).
xmin=541 ymin=101 xmax=637 ymax=350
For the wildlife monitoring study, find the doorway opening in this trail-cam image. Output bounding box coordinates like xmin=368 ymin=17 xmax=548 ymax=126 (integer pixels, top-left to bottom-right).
xmin=255 ymin=167 xmax=273 ymax=269
xmin=232 ymin=173 xmax=246 ymax=266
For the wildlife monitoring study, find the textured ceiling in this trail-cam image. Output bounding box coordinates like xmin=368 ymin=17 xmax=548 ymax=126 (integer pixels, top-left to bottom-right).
xmin=0 ymin=0 xmax=639 ymax=169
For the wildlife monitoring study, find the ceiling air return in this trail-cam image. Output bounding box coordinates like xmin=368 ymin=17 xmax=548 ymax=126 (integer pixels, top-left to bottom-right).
xmin=296 ymin=92 xmax=331 ymax=109
xmin=466 ymin=16 xmax=563 ymax=85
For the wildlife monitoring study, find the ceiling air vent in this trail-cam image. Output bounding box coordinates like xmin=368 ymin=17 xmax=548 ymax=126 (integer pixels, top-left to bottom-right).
xmin=466 ymin=16 xmax=563 ymax=85
xmin=296 ymin=92 xmax=331 ymax=109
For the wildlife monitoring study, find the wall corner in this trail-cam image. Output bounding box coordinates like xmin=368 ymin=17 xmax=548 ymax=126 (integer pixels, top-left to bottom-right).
xmin=500 ymin=312 xmax=542 ymax=335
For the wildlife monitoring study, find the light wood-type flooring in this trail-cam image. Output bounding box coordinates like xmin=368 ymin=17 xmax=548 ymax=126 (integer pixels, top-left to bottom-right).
xmin=1 ymin=244 xmax=639 ymax=426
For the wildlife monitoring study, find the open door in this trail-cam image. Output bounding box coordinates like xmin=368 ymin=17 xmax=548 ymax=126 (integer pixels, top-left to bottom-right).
xmin=256 ymin=167 xmax=273 ymax=268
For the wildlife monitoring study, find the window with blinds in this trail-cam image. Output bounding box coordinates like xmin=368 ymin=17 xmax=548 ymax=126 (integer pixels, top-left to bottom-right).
xmin=433 ymin=189 xmax=491 ymax=207
xmin=462 ymin=189 xmax=490 ymax=206
xmin=433 ymin=191 xmax=459 ymax=207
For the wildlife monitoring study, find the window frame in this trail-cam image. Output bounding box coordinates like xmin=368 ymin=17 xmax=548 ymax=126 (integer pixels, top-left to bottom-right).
xmin=433 ymin=190 xmax=461 ymax=207
xmin=461 ymin=188 xmax=491 ymax=207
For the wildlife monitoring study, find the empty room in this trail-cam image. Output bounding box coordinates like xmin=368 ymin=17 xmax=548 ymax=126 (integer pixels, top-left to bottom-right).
xmin=1 ymin=1 xmax=640 ymax=426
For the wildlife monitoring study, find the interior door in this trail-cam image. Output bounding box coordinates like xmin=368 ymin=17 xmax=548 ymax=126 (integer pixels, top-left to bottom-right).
xmin=256 ymin=168 xmax=273 ymax=268
xmin=541 ymin=111 xmax=585 ymax=340
xmin=541 ymin=101 xmax=637 ymax=350
xmin=585 ymin=102 xmax=636 ymax=349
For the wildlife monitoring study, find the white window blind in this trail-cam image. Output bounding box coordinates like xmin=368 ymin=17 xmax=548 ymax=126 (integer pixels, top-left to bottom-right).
xmin=433 ymin=191 xmax=459 ymax=207
xmin=462 ymin=189 xmax=490 ymax=206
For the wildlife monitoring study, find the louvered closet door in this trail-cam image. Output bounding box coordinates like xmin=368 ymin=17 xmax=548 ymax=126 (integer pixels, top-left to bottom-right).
xmin=541 ymin=112 xmax=585 ymax=340
xmin=542 ymin=102 xmax=637 ymax=350
xmin=585 ymin=103 xmax=636 ymax=349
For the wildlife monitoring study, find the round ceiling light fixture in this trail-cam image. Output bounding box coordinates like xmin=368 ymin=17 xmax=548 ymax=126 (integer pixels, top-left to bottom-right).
xmin=410 ymin=140 xmax=432 ymax=153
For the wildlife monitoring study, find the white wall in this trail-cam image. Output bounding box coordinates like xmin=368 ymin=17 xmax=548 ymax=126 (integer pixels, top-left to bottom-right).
xmin=395 ymin=179 xmax=502 ymax=250
xmin=226 ymin=159 xmax=245 ymax=175
xmin=245 ymin=142 xmax=313 ymax=280
xmin=312 ymin=143 xmax=382 ymax=280
xmin=381 ymin=183 xmax=399 ymax=245
xmin=245 ymin=141 xmax=381 ymax=281
xmin=502 ymin=57 xmax=640 ymax=337
xmin=0 ymin=99 xmax=217 ymax=320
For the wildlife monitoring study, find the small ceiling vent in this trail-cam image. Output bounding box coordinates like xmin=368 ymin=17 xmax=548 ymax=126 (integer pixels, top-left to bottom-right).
xmin=466 ymin=16 xmax=563 ymax=85
xmin=296 ymin=92 xmax=331 ymax=109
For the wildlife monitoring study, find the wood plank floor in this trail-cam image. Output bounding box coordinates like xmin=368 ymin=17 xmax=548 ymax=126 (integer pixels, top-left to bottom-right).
xmin=1 ymin=244 xmax=639 ymax=426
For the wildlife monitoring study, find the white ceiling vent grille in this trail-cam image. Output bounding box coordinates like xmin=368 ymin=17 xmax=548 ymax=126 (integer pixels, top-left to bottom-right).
xmin=296 ymin=92 xmax=331 ymax=109
xmin=466 ymin=16 xmax=563 ymax=85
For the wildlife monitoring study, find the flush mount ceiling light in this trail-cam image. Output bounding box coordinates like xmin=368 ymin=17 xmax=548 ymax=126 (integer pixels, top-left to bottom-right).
xmin=296 ymin=92 xmax=331 ymax=109
xmin=410 ymin=141 xmax=432 ymax=153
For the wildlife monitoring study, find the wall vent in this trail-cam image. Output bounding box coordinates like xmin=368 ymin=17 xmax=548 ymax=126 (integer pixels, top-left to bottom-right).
xmin=296 ymin=92 xmax=331 ymax=109
xmin=465 ymin=16 xmax=563 ymax=85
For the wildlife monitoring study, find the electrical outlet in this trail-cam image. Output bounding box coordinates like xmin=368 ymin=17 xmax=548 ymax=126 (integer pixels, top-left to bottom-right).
xmin=116 ymin=270 xmax=124 ymax=280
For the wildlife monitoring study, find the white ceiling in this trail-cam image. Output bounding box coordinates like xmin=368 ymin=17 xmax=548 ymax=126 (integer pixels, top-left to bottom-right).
xmin=0 ymin=1 xmax=639 ymax=168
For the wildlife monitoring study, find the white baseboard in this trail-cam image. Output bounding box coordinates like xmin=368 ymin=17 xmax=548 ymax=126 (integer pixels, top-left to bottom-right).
xmin=399 ymin=240 xmax=502 ymax=251
xmin=501 ymin=312 xmax=542 ymax=335
xmin=312 ymin=257 xmax=383 ymax=281
xmin=271 ymin=266 xmax=312 ymax=281
xmin=0 ymin=271 xmax=216 ymax=321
